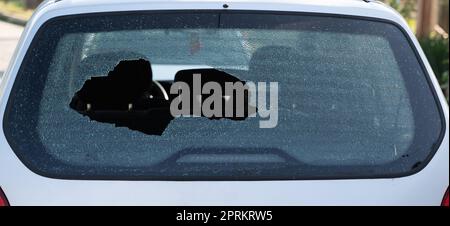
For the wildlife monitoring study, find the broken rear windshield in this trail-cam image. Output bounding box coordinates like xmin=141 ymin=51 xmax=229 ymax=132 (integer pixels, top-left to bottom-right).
xmin=3 ymin=12 xmax=444 ymax=180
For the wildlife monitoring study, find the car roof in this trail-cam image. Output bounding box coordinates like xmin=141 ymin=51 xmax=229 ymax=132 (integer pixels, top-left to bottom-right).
xmin=47 ymin=0 xmax=385 ymax=10
xmin=36 ymin=0 xmax=400 ymax=20
xmin=53 ymin=0 xmax=376 ymax=6
xmin=31 ymin=0 xmax=406 ymax=25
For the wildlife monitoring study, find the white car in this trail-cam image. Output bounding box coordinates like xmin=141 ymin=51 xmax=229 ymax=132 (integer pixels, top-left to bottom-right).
xmin=0 ymin=0 xmax=448 ymax=206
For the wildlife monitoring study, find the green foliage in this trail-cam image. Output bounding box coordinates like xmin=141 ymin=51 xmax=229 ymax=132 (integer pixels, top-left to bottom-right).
xmin=0 ymin=0 xmax=25 ymax=8
xmin=384 ymin=0 xmax=417 ymax=20
xmin=419 ymin=36 xmax=449 ymax=98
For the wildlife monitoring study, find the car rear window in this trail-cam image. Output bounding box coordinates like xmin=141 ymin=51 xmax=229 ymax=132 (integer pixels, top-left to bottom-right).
xmin=3 ymin=11 xmax=444 ymax=180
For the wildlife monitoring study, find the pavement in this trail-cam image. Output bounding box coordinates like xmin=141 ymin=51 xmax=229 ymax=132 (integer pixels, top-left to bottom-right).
xmin=0 ymin=20 xmax=23 ymax=76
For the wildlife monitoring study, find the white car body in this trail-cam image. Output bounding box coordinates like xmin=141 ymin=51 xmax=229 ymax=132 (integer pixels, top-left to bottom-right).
xmin=0 ymin=0 xmax=448 ymax=206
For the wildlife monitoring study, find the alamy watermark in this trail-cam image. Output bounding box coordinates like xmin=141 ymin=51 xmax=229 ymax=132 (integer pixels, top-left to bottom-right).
xmin=169 ymin=73 xmax=279 ymax=128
